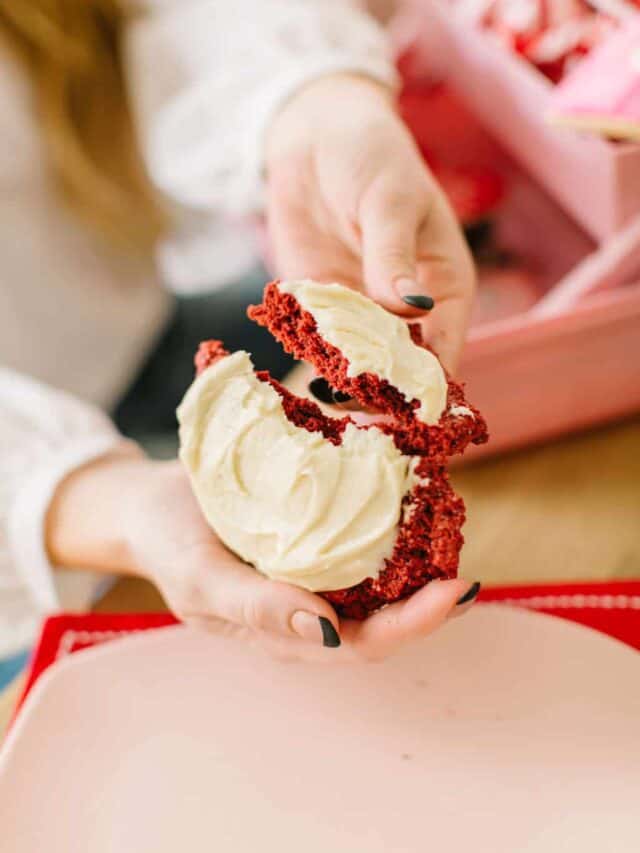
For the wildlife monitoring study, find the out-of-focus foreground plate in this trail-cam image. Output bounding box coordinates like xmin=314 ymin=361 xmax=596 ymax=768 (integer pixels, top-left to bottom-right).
xmin=1 ymin=606 xmax=639 ymax=852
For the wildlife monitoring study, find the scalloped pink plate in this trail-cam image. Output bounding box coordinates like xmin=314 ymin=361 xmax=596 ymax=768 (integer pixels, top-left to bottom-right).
xmin=1 ymin=606 xmax=639 ymax=852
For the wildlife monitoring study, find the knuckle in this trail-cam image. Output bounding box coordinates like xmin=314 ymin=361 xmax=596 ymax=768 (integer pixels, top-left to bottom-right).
xmin=386 ymin=189 xmax=422 ymax=215
xmin=364 ymin=182 xmax=422 ymax=226
xmin=179 ymin=555 xmax=228 ymax=618
xmin=371 ymin=177 xmax=422 ymax=210
xmin=241 ymin=594 xmax=270 ymax=633
xmin=181 ymin=560 xmax=209 ymax=608
xmin=378 ymin=244 xmax=412 ymax=267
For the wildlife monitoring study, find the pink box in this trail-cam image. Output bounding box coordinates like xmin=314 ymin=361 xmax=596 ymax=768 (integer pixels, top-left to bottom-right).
xmin=403 ymin=0 xmax=640 ymax=243
xmin=394 ymin=15 xmax=640 ymax=458
xmin=458 ymin=182 xmax=640 ymax=459
xmin=460 ymin=281 xmax=640 ymax=459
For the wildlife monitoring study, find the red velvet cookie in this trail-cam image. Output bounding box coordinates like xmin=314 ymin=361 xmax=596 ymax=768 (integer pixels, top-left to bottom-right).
xmin=193 ymin=280 xmax=487 ymax=619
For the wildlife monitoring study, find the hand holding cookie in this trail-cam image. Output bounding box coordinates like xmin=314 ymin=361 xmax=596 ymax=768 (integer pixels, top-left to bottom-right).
xmin=265 ymin=73 xmax=476 ymax=374
xmin=175 ymin=281 xmax=487 ymax=660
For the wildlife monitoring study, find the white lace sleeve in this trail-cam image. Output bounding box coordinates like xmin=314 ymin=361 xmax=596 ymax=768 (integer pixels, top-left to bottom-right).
xmin=0 ymin=369 xmax=131 ymax=656
xmin=125 ymin=0 xmax=399 ymax=216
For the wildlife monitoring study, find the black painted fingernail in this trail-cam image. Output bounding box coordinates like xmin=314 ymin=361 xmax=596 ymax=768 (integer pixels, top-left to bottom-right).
xmin=402 ymin=294 xmax=435 ymax=310
xmin=308 ymin=377 xmax=334 ymax=404
xmin=319 ymin=617 xmax=341 ymax=648
xmin=332 ymin=390 xmax=352 ymax=404
xmin=456 ymin=581 xmax=481 ymax=606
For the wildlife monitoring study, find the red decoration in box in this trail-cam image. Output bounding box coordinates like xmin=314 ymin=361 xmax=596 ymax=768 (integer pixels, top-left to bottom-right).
xmin=429 ymin=164 xmax=505 ymax=224
xmin=398 ymin=83 xmax=506 ymax=224
xmin=472 ymin=0 xmax=620 ymax=82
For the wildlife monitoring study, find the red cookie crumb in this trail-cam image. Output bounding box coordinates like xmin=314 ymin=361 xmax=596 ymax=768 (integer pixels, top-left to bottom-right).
xmin=195 ymin=340 xmax=229 ymax=375
xmin=256 ymin=371 xmax=350 ymax=446
xmin=322 ymin=469 xmax=464 ymax=619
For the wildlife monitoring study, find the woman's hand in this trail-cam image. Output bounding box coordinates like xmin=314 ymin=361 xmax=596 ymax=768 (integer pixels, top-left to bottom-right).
xmin=45 ymin=77 xmax=480 ymax=662
xmin=47 ymin=449 xmax=478 ymax=663
xmin=265 ymin=73 xmax=476 ymax=374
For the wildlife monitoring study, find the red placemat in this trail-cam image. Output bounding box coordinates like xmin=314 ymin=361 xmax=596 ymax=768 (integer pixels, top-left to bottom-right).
xmin=480 ymin=580 xmax=640 ymax=652
xmin=11 ymin=580 xmax=640 ymax=723
xmin=12 ymin=613 xmax=178 ymax=726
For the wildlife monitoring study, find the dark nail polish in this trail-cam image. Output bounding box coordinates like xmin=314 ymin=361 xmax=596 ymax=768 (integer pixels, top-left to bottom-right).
xmin=332 ymin=390 xmax=352 ymax=404
xmin=402 ymin=294 xmax=435 ymax=311
xmin=308 ymin=377 xmax=334 ymax=404
xmin=319 ymin=617 xmax=341 ymax=648
xmin=456 ymin=581 xmax=481 ymax=606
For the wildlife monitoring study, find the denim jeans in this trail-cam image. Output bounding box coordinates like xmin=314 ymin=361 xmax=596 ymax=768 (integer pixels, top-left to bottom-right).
xmin=0 ymin=648 xmax=29 ymax=691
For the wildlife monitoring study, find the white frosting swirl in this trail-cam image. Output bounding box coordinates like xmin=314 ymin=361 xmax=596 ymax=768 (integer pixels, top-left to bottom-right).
xmin=278 ymin=280 xmax=447 ymax=424
xmin=178 ymin=351 xmax=417 ymax=592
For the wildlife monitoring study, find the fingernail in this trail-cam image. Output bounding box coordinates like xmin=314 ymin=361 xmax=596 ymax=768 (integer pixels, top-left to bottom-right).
xmin=402 ymin=294 xmax=435 ymax=311
xmin=291 ymin=613 xmax=342 ymax=649
xmin=394 ymin=278 xmax=435 ymax=311
xmin=332 ymin=390 xmax=352 ymax=404
xmin=308 ymin=377 xmax=334 ymax=404
xmin=319 ymin=616 xmax=341 ymax=648
xmin=291 ymin=611 xmax=324 ymax=643
xmin=456 ymin=581 xmax=481 ymax=606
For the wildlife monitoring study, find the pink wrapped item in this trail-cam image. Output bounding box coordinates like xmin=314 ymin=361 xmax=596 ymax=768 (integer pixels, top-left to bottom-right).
xmin=476 ymin=0 xmax=620 ymax=82
xmin=401 ymin=0 xmax=640 ymax=239
xmin=548 ymin=18 xmax=640 ymax=140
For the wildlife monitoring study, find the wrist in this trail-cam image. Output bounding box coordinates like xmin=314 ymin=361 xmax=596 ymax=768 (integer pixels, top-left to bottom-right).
xmin=266 ymin=72 xmax=395 ymax=169
xmin=46 ymin=444 xmax=153 ymax=578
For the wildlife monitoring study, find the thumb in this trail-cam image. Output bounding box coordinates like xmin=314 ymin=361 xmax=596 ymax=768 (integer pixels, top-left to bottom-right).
xmin=346 ymin=577 xmax=478 ymax=660
xmin=360 ymin=187 xmax=432 ymax=317
xmin=195 ymin=545 xmax=342 ymax=648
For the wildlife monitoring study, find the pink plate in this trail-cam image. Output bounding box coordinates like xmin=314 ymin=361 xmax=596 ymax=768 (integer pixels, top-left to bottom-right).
xmin=1 ymin=606 xmax=639 ymax=852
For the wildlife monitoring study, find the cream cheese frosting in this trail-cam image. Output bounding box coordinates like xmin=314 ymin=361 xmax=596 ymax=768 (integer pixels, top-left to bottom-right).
xmin=278 ymin=280 xmax=447 ymax=424
xmin=178 ymin=351 xmax=419 ymax=592
xmin=449 ymin=405 xmax=474 ymax=418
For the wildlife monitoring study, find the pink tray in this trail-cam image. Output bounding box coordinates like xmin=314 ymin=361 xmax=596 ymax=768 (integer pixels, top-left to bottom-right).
xmin=10 ymin=579 xmax=640 ymax=727
xmin=2 ymin=608 xmax=639 ymax=852
xmin=404 ymin=0 xmax=640 ymax=243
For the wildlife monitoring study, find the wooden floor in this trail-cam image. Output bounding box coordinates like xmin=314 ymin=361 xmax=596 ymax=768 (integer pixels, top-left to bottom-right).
xmin=2 ymin=417 xmax=639 ymax=734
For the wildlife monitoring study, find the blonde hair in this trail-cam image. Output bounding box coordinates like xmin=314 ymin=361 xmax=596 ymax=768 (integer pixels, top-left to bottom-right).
xmin=0 ymin=0 xmax=166 ymax=251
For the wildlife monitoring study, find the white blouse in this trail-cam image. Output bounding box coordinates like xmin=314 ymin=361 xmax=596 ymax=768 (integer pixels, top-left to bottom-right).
xmin=0 ymin=0 xmax=398 ymax=658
